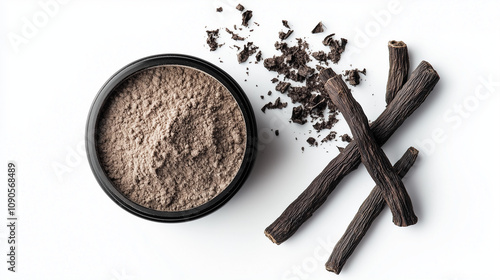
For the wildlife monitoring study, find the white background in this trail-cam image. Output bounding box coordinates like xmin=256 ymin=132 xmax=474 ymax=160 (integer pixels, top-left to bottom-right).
xmin=1 ymin=0 xmax=499 ymax=279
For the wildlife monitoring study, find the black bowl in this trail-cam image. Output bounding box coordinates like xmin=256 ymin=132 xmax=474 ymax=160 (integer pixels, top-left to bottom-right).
xmin=86 ymin=54 xmax=257 ymax=222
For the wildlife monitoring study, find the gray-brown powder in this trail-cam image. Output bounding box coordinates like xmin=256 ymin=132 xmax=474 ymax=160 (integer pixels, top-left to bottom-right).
xmin=96 ymin=66 xmax=246 ymax=211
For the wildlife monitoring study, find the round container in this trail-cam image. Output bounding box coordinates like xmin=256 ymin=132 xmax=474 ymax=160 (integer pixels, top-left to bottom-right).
xmin=86 ymin=54 xmax=257 ymax=222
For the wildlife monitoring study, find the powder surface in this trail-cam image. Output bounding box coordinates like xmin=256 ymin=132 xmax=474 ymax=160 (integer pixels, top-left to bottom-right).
xmin=96 ymin=66 xmax=246 ymax=211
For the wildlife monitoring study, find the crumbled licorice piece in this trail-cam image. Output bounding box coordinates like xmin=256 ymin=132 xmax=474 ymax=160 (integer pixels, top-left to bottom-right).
xmin=261 ymin=97 xmax=288 ymax=113
xmin=255 ymin=51 xmax=262 ymax=62
xmin=276 ymin=81 xmax=291 ymax=93
xmin=242 ymin=10 xmax=253 ymax=26
xmin=306 ymin=137 xmax=318 ymax=146
xmin=298 ymin=65 xmax=314 ymax=78
xmin=225 ymin=28 xmax=245 ymax=41
xmin=323 ymin=34 xmax=348 ymax=63
xmin=321 ymin=131 xmax=337 ymax=143
xmin=279 ymin=29 xmax=294 ymax=40
xmin=237 ymin=42 xmax=259 ymax=63
xmin=206 ymin=29 xmax=220 ymax=51
xmin=341 ymin=134 xmax=352 ymax=143
xmin=312 ymin=51 xmax=328 ymax=64
xmin=344 ymin=68 xmax=366 ymax=86
xmin=282 ymin=20 xmax=290 ymax=29
xmin=312 ymin=21 xmax=324 ymax=33
xmin=322 ymin=33 xmax=335 ymax=46
xmin=274 ymin=41 xmax=288 ymax=51
xmin=313 ymin=114 xmax=339 ymax=131
xmin=291 ymin=106 xmax=307 ymax=124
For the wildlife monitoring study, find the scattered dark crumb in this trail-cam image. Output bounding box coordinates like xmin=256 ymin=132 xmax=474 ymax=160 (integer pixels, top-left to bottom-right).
xmin=322 ymin=33 xmax=348 ymax=64
xmin=301 ymin=147 xmax=305 ymax=151
xmin=295 ymin=137 xmax=298 ymax=140
xmin=256 ymin=85 xmax=258 ymax=87
xmin=250 ymin=29 xmax=254 ymax=32
xmin=237 ymin=42 xmax=259 ymax=63
xmin=321 ymin=131 xmax=337 ymax=143
xmin=276 ymin=81 xmax=291 ymax=93
xmin=312 ymin=51 xmax=328 ymax=64
xmin=234 ymin=24 xmax=237 ymax=30
xmin=291 ymin=106 xmax=307 ymax=124
xmin=341 ymin=134 xmax=352 ymax=142
xmin=267 ymin=90 xmax=272 ymax=96
xmin=275 ymin=130 xmax=280 ymax=136
xmin=261 ymin=97 xmax=288 ymax=113
xmin=255 ymin=51 xmax=262 ymax=62
xmin=216 ymin=7 xmax=223 ymax=12
xmin=260 ymin=95 xmax=264 ymax=99
xmin=312 ymin=21 xmax=324 ymax=33
xmin=337 ymin=146 xmax=345 ymax=152
xmin=315 ymin=65 xmax=325 ymax=71
xmin=298 ymin=65 xmax=314 ymax=78
xmin=254 ymin=22 xmax=260 ymax=26
xmin=278 ymin=41 xmax=291 ymax=51
xmin=225 ymin=28 xmax=245 ymax=41
xmin=313 ymin=114 xmax=339 ymax=131
xmin=233 ymin=45 xmax=241 ymax=51
xmin=306 ymin=137 xmax=318 ymax=146
xmin=322 ymin=33 xmax=335 ymax=45
xmin=270 ymin=42 xmax=288 ymax=53
xmin=220 ymin=60 xmax=223 ymax=63
xmin=206 ymin=29 xmax=220 ymax=51
xmin=344 ymin=68 xmax=366 ymax=86
xmin=287 ymin=86 xmax=308 ymax=103
xmin=282 ymin=20 xmax=290 ymax=29
xmin=279 ymin=29 xmax=294 ymax=40
xmin=273 ymin=41 xmax=287 ymax=51
xmin=236 ymin=4 xmax=244 ymax=11
xmin=242 ymin=10 xmax=253 ymax=27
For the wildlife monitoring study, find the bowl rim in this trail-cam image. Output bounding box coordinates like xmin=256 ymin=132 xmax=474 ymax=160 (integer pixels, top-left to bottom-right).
xmin=85 ymin=54 xmax=258 ymax=222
